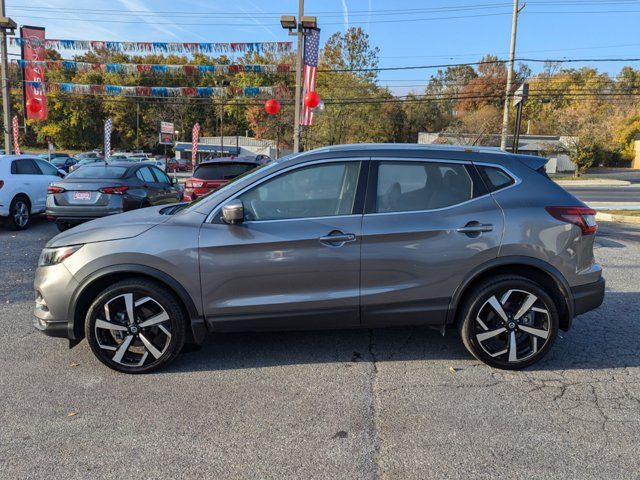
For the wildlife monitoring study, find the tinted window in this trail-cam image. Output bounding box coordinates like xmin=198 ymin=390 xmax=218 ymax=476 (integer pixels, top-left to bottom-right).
xmin=11 ymin=158 xmax=40 ymax=174
xmin=478 ymin=166 xmax=515 ymax=192
xmin=35 ymin=159 xmax=59 ymax=176
xmin=136 ymin=167 xmax=155 ymax=183
xmin=194 ymin=162 xmax=257 ymax=181
xmin=151 ymin=167 xmax=170 ymax=184
xmin=376 ymin=161 xmax=474 ymax=213
xmin=239 ymin=162 xmax=361 ymax=221
xmin=68 ymin=166 xmax=128 ymax=179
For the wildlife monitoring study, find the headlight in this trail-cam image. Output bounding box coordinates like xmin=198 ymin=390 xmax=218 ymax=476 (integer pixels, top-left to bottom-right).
xmin=38 ymin=245 xmax=84 ymax=267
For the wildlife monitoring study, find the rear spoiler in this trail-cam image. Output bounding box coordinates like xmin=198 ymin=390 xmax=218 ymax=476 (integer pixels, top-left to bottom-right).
xmin=514 ymin=155 xmax=548 ymax=173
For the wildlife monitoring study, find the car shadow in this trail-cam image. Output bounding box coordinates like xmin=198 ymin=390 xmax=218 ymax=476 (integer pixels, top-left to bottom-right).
xmin=163 ymin=291 xmax=640 ymax=374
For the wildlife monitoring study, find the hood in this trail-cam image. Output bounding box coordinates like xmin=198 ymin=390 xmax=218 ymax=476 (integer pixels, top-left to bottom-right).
xmin=47 ymin=206 xmax=171 ymax=248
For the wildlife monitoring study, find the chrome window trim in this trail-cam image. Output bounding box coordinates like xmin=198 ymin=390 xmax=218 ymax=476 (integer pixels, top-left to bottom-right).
xmin=365 ymin=158 xmax=521 ymax=217
xmin=204 ymin=157 xmax=368 ymax=224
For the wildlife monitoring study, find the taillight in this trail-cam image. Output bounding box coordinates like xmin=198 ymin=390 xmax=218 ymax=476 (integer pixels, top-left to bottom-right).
xmin=47 ymin=185 xmax=65 ymax=194
xmin=545 ymin=206 xmax=597 ymax=235
xmin=0 ymin=180 xmax=4 ymax=190
xmin=99 ymin=185 xmax=129 ymax=195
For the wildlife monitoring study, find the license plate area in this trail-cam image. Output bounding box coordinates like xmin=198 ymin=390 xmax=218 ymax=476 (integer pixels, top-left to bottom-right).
xmin=72 ymin=191 xmax=92 ymax=201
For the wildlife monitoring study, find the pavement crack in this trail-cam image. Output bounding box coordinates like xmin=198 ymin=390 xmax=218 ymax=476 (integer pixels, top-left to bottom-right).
xmin=367 ymin=329 xmax=381 ymax=480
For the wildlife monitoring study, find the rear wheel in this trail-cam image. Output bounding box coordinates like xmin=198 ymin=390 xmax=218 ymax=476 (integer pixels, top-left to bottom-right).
xmin=458 ymin=275 xmax=559 ymax=370
xmin=85 ymin=279 xmax=186 ymax=374
xmin=7 ymin=196 xmax=30 ymax=230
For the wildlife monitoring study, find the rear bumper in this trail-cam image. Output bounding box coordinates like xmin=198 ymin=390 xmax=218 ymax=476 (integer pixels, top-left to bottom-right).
xmin=572 ymin=277 xmax=605 ymax=316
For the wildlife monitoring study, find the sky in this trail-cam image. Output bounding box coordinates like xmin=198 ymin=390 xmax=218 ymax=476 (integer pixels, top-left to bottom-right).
xmin=7 ymin=0 xmax=640 ymax=95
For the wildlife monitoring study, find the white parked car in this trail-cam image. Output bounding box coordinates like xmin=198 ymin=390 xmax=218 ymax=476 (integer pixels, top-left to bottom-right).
xmin=0 ymin=155 xmax=65 ymax=230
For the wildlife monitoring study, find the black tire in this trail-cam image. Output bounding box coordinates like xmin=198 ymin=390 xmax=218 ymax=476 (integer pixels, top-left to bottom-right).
xmin=6 ymin=195 xmax=30 ymax=230
xmin=56 ymin=222 xmax=71 ymax=232
xmin=85 ymin=279 xmax=187 ymax=374
xmin=458 ymin=275 xmax=559 ymax=370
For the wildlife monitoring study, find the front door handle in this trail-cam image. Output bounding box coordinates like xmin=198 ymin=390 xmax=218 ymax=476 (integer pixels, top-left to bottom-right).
xmin=456 ymin=222 xmax=493 ymax=237
xmin=319 ymin=231 xmax=356 ymax=246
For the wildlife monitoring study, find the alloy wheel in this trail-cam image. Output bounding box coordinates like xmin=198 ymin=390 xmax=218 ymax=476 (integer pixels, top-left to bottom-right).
xmin=13 ymin=200 xmax=29 ymax=228
xmin=474 ymin=289 xmax=551 ymax=364
xmin=94 ymin=293 xmax=172 ymax=367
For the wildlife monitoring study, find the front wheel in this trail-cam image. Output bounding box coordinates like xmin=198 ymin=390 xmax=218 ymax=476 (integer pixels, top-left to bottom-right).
xmin=458 ymin=275 xmax=559 ymax=370
xmin=85 ymin=279 xmax=187 ymax=373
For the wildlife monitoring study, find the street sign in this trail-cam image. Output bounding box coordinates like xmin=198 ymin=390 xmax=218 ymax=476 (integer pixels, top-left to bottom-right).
xmin=513 ymin=83 xmax=529 ymax=107
xmin=158 ymin=121 xmax=174 ymax=145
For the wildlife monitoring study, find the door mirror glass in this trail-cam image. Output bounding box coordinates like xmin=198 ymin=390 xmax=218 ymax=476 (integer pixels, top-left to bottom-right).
xmin=221 ymin=199 xmax=244 ymax=224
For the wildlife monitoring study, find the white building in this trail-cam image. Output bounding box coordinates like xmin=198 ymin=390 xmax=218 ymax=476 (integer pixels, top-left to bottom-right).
xmin=174 ymin=136 xmax=291 ymax=163
xmin=418 ymin=133 xmax=578 ymax=173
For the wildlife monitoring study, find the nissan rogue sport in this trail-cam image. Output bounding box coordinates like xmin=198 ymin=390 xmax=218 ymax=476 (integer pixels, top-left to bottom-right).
xmin=33 ymin=144 xmax=604 ymax=373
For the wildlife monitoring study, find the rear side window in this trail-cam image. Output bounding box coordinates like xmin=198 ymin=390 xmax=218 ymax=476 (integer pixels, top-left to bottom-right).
xmin=11 ymin=158 xmax=40 ymax=174
xmin=194 ymin=162 xmax=257 ymax=181
xmin=68 ymin=166 xmax=128 ymax=179
xmin=477 ymin=166 xmax=515 ymax=192
xmin=375 ymin=161 xmax=481 ymax=213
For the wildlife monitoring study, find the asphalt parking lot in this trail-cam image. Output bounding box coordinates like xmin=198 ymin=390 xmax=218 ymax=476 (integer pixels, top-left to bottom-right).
xmin=1 ymin=218 xmax=639 ymax=479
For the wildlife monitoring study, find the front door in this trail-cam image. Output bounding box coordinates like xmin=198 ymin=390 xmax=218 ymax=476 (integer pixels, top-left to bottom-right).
xmin=361 ymin=159 xmax=504 ymax=327
xmin=199 ymin=160 xmax=366 ymax=331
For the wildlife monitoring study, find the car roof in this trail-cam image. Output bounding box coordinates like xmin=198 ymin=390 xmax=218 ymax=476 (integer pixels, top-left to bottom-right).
xmin=306 ymin=143 xmax=509 ymax=156
xmin=199 ymin=157 xmax=260 ymax=165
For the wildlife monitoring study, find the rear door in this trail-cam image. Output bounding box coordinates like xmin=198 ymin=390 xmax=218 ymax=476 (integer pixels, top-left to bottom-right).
xmin=361 ymin=158 xmax=504 ymax=328
xmin=135 ymin=166 xmax=162 ymax=204
xmin=11 ymin=158 xmax=45 ymax=211
xmin=198 ymin=159 xmax=367 ymax=331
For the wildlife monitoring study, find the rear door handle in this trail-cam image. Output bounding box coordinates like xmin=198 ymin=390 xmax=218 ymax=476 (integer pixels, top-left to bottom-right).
xmin=319 ymin=231 xmax=356 ymax=246
xmin=456 ymin=223 xmax=493 ymax=236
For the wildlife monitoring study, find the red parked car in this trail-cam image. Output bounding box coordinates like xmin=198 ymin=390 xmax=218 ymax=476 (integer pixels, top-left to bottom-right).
xmin=182 ymin=156 xmax=267 ymax=202
xmin=165 ymin=158 xmax=189 ymax=173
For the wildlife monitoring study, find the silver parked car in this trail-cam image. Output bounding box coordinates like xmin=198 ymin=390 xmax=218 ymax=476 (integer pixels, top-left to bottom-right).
xmin=33 ymin=144 xmax=604 ymax=373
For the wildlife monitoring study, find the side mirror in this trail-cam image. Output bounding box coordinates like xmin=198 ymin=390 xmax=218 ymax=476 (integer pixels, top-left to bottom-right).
xmin=171 ymin=177 xmax=178 ymax=185
xmin=221 ymin=199 xmax=244 ymax=225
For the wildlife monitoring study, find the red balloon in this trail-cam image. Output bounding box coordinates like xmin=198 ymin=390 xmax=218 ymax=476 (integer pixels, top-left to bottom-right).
xmin=304 ymin=91 xmax=321 ymax=109
xmin=27 ymin=98 xmax=42 ymax=113
xmin=264 ymin=98 xmax=280 ymax=115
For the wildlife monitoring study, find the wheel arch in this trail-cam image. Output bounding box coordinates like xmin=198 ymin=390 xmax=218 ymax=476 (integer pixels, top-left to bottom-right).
xmin=447 ymin=256 xmax=574 ymax=331
xmin=12 ymin=192 xmax=32 ymax=210
xmin=68 ymin=264 xmax=206 ymax=345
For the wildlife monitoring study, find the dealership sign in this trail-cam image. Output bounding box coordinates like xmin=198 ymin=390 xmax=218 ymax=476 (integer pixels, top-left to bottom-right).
xmin=158 ymin=121 xmax=174 ymax=145
xmin=20 ymin=26 xmax=48 ymax=121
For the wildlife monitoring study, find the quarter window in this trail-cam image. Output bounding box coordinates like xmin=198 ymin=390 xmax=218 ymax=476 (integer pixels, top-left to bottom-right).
xmin=478 ymin=166 xmax=515 ymax=192
xmin=238 ymin=162 xmax=361 ymax=221
xmin=376 ymin=161 xmax=475 ymax=213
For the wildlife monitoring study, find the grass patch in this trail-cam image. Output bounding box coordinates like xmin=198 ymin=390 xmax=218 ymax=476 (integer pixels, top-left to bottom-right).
xmin=604 ymin=210 xmax=640 ymax=217
xmin=550 ymin=174 xmax=607 ymax=181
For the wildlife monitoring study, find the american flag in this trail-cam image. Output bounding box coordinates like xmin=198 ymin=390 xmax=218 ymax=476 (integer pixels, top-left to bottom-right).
xmin=104 ymin=118 xmax=112 ymax=157
xmin=300 ymin=28 xmax=320 ymax=126
xmin=192 ymin=122 xmax=200 ymax=168
xmin=12 ymin=116 xmax=21 ymax=155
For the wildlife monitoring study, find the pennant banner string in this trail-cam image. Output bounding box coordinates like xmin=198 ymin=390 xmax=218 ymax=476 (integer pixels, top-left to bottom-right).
xmin=14 ymin=59 xmax=292 ymax=75
xmin=22 ymin=80 xmax=288 ymax=98
xmin=10 ymin=37 xmax=292 ymax=55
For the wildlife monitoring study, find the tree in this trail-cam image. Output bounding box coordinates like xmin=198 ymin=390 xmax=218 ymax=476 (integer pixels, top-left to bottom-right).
xmin=322 ymin=27 xmax=380 ymax=81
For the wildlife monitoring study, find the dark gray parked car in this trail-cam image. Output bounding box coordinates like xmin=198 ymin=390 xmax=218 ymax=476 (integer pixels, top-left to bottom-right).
xmin=33 ymin=144 xmax=604 ymax=373
xmin=46 ymin=162 xmax=182 ymax=231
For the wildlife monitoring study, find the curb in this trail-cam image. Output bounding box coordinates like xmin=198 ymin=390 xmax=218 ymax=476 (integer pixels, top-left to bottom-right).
xmin=596 ymin=212 xmax=640 ymax=224
xmin=556 ymin=179 xmax=631 ymax=187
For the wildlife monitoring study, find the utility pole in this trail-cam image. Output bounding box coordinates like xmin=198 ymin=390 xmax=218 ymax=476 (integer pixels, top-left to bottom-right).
xmin=135 ymin=103 xmax=139 ymax=150
xmin=293 ymin=0 xmax=304 ymax=153
xmin=0 ymin=0 xmax=16 ymax=154
xmin=500 ymin=0 xmax=523 ymax=151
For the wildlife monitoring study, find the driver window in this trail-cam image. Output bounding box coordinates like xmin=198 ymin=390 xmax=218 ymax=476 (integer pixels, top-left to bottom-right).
xmin=238 ymin=162 xmax=360 ymax=221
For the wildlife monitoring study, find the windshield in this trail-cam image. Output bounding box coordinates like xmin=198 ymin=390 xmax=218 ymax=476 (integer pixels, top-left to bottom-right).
xmin=67 ymin=166 xmax=128 ymax=179
xmin=177 ymin=159 xmax=281 ymax=214
xmin=193 ymin=162 xmax=257 ymax=181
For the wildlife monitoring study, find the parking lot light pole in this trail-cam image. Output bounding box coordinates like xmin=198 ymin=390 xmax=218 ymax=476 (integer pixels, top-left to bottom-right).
xmin=281 ymin=0 xmax=306 ymax=153
xmin=0 ymin=0 xmax=16 ymax=154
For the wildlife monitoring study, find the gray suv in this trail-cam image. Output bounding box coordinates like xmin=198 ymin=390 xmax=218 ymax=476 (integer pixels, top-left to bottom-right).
xmin=33 ymin=144 xmax=604 ymax=373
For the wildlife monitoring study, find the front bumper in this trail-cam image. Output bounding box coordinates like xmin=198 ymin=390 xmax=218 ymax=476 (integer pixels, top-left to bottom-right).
xmin=33 ymin=262 xmax=79 ymax=340
xmin=572 ymin=277 xmax=605 ymax=316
